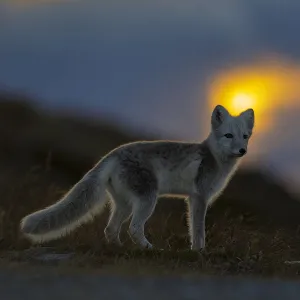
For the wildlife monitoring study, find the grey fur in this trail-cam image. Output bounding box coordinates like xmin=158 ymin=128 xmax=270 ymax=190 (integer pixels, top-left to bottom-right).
xmin=20 ymin=105 xmax=255 ymax=250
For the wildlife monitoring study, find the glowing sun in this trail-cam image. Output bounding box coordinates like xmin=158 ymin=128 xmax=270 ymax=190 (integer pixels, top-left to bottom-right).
xmin=207 ymin=57 xmax=300 ymax=132
xmin=230 ymin=93 xmax=257 ymax=115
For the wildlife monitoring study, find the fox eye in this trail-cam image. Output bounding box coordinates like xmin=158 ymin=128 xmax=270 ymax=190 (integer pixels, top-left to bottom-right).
xmin=243 ymin=134 xmax=249 ymax=139
xmin=224 ymin=133 xmax=233 ymax=138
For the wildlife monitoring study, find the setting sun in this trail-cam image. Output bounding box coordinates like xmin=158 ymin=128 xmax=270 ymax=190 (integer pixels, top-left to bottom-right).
xmin=230 ymin=93 xmax=257 ymax=115
xmin=207 ymin=57 xmax=300 ymax=133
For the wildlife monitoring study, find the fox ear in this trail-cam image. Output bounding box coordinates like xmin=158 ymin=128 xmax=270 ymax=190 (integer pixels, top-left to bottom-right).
xmin=240 ymin=108 xmax=255 ymax=130
xmin=212 ymin=105 xmax=230 ymax=128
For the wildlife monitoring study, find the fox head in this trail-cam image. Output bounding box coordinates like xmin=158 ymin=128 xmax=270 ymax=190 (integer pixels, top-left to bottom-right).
xmin=210 ymin=105 xmax=255 ymax=160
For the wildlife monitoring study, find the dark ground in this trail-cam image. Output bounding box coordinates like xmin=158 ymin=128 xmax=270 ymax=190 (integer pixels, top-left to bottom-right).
xmin=1 ymin=264 xmax=300 ymax=300
xmin=1 ymin=93 xmax=300 ymax=284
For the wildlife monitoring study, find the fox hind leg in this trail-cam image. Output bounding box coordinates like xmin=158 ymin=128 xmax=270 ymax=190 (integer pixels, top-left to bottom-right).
xmin=115 ymin=163 xmax=158 ymax=249
xmin=104 ymin=185 xmax=132 ymax=246
xmin=128 ymin=191 xmax=157 ymax=249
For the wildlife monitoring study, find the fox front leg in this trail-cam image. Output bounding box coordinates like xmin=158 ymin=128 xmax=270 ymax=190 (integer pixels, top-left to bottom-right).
xmin=187 ymin=194 xmax=208 ymax=251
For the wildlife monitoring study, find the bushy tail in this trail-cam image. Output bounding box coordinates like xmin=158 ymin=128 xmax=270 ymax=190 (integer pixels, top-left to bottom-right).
xmin=20 ymin=157 xmax=116 ymax=243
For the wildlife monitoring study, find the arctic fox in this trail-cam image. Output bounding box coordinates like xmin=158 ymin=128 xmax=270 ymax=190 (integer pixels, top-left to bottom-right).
xmin=20 ymin=105 xmax=254 ymax=251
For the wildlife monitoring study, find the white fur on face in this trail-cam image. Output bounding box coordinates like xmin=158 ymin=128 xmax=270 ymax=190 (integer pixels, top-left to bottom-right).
xmin=211 ymin=105 xmax=255 ymax=158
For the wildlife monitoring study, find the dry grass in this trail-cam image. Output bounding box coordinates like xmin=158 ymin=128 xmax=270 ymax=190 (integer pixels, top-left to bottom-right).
xmin=0 ymin=94 xmax=300 ymax=279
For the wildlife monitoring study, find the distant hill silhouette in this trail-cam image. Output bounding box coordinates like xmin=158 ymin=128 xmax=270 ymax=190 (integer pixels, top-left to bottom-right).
xmin=215 ymin=169 xmax=300 ymax=228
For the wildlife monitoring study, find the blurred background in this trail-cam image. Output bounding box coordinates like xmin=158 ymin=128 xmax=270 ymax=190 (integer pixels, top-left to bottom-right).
xmin=1 ymin=0 xmax=300 ymax=254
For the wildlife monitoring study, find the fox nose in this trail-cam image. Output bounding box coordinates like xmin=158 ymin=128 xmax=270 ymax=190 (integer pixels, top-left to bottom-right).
xmin=239 ymin=148 xmax=246 ymax=156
